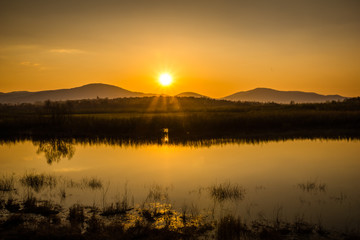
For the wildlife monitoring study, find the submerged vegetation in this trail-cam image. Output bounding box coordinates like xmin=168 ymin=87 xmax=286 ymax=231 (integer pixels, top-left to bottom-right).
xmin=0 ymin=173 xmax=359 ymax=239
xmin=209 ymin=182 xmax=246 ymax=203
xmin=297 ymin=180 xmax=327 ymax=193
xmin=0 ymin=174 xmax=15 ymax=192
xmin=20 ymin=172 xmax=57 ymax=193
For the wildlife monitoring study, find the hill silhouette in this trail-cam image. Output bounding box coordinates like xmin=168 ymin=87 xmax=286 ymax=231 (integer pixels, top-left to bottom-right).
xmin=0 ymin=83 xmax=153 ymax=104
xmin=175 ymin=92 xmax=208 ymax=98
xmin=223 ymin=88 xmax=346 ymax=103
xmin=0 ymin=84 xmax=349 ymax=104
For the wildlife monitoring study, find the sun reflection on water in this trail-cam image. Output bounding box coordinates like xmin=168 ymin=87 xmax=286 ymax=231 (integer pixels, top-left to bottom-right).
xmin=161 ymin=128 xmax=169 ymax=144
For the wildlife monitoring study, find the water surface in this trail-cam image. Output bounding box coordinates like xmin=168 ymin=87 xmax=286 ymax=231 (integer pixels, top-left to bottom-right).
xmin=0 ymin=138 xmax=359 ymax=231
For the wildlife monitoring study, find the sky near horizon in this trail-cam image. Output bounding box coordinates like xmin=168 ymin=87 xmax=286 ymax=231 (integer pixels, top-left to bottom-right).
xmin=1 ymin=0 xmax=360 ymax=97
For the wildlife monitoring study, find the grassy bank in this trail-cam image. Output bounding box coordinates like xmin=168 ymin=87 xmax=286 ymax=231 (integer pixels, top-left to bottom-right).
xmin=0 ymin=97 xmax=360 ymax=141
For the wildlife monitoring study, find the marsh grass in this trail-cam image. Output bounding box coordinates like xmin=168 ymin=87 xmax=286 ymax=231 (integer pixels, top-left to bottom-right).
xmin=82 ymin=177 xmax=103 ymax=190
xmin=1 ymin=214 xmax=24 ymax=229
xmin=87 ymin=177 xmax=103 ymax=190
xmin=22 ymin=196 xmax=60 ymax=217
xmin=87 ymin=211 xmax=104 ymax=233
xmin=297 ymin=180 xmax=327 ymax=193
xmin=0 ymin=174 xmax=16 ymax=192
xmin=20 ymin=172 xmax=57 ymax=193
xmin=293 ymin=215 xmax=314 ymax=235
xmin=140 ymin=203 xmax=171 ymax=223
xmin=68 ymin=204 xmax=85 ymax=228
xmin=5 ymin=198 xmax=20 ymax=213
xmin=209 ymin=182 xmax=246 ymax=203
xmin=0 ymin=172 xmax=359 ymax=239
xmin=330 ymin=192 xmax=347 ymax=203
xmin=216 ymin=215 xmax=248 ymax=240
xmin=2 ymin=97 xmax=360 ymax=143
xmin=145 ymin=184 xmax=170 ymax=202
xmin=59 ymin=187 xmax=66 ymax=201
xmin=0 ymin=194 xmax=359 ymax=240
xmin=101 ymin=201 xmax=132 ymax=216
xmin=102 ymin=184 xmax=133 ymax=217
xmin=216 ymin=215 xmax=326 ymax=240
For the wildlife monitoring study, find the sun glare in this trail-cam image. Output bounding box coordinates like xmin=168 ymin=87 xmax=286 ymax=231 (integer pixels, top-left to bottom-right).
xmin=159 ymin=73 xmax=173 ymax=86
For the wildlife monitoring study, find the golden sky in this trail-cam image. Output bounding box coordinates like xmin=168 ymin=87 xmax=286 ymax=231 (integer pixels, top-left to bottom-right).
xmin=1 ymin=0 xmax=360 ymax=97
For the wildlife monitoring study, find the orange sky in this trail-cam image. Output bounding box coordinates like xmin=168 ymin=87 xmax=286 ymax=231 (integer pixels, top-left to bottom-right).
xmin=1 ymin=0 xmax=360 ymax=97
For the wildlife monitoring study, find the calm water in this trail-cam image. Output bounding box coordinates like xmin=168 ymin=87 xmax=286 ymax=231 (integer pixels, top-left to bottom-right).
xmin=0 ymin=138 xmax=359 ymax=231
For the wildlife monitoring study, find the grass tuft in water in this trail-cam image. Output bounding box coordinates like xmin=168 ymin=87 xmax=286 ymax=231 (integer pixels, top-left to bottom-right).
xmin=20 ymin=172 xmax=57 ymax=193
xmin=209 ymin=182 xmax=246 ymax=202
xmin=82 ymin=177 xmax=103 ymax=190
xmin=101 ymin=200 xmax=133 ymax=217
xmin=68 ymin=204 xmax=85 ymax=228
xmin=5 ymin=198 xmax=20 ymax=213
xmin=22 ymin=196 xmax=60 ymax=216
xmin=0 ymin=174 xmax=16 ymax=192
xmin=297 ymin=180 xmax=327 ymax=193
xmin=145 ymin=184 xmax=170 ymax=202
xmin=216 ymin=215 xmax=248 ymax=240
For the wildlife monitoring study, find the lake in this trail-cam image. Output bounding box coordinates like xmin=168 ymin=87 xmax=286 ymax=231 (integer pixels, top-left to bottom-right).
xmin=0 ymin=138 xmax=359 ymax=232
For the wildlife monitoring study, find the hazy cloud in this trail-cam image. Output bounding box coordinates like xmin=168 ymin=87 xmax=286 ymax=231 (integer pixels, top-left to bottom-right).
xmin=20 ymin=61 xmax=40 ymax=66
xmin=50 ymin=48 xmax=84 ymax=54
xmin=54 ymin=167 xmax=88 ymax=172
xmin=20 ymin=61 xmax=46 ymax=70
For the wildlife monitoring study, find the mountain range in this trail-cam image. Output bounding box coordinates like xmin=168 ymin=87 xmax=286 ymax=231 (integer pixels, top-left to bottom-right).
xmin=0 ymin=83 xmax=347 ymax=104
xmin=0 ymin=83 xmax=153 ymax=104
xmin=175 ymin=92 xmax=209 ymax=98
xmin=222 ymin=88 xmax=346 ymax=103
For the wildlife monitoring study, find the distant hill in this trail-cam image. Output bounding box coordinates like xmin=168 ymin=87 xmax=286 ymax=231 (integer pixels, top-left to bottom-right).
xmin=175 ymin=92 xmax=208 ymax=98
xmin=223 ymin=88 xmax=346 ymax=103
xmin=0 ymin=83 xmax=153 ymax=104
xmin=0 ymin=84 xmax=349 ymax=104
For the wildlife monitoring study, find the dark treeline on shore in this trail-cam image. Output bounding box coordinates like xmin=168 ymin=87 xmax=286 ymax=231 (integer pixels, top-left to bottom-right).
xmin=1 ymin=96 xmax=360 ymax=114
xmin=0 ymin=96 xmax=360 ymax=140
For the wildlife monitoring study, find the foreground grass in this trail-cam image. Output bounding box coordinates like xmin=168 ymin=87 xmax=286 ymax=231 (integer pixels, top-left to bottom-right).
xmin=1 ymin=203 xmax=359 ymax=240
xmin=1 ymin=173 xmax=359 ymax=239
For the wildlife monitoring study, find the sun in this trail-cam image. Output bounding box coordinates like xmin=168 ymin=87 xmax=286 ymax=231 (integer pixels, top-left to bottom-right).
xmin=159 ymin=73 xmax=173 ymax=86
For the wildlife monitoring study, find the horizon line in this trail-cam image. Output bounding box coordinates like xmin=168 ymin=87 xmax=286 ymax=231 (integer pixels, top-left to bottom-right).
xmin=0 ymin=82 xmax=354 ymax=98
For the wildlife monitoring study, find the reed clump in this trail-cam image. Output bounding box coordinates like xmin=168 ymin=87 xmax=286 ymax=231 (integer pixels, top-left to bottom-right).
xmin=297 ymin=180 xmax=327 ymax=193
xmin=20 ymin=172 xmax=57 ymax=192
xmin=209 ymin=182 xmax=246 ymax=202
xmin=68 ymin=204 xmax=85 ymax=228
xmin=22 ymin=196 xmax=60 ymax=216
xmin=216 ymin=215 xmax=248 ymax=240
xmin=81 ymin=177 xmax=103 ymax=190
xmin=0 ymin=174 xmax=15 ymax=192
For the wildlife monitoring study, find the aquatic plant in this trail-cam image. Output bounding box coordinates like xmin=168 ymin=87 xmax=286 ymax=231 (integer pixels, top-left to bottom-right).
xmin=22 ymin=196 xmax=60 ymax=217
xmin=297 ymin=180 xmax=327 ymax=193
xmin=216 ymin=215 xmax=248 ymax=240
xmin=209 ymin=182 xmax=246 ymax=202
xmin=0 ymin=174 xmax=15 ymax=192
xmin=5 ymin=198 xmax=20 ymax=213
xmin=68 ymin=204 xmax=85 ymax=228
xmin=101 ymin=201 xmax=132 ymax=217
xmin=20 ymin=172 xmax=57 ymax=193
xmin=145 ymin=184 xmax=170 ymax=202
xmin=81 ymin=177 xmax=103 ymax=190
